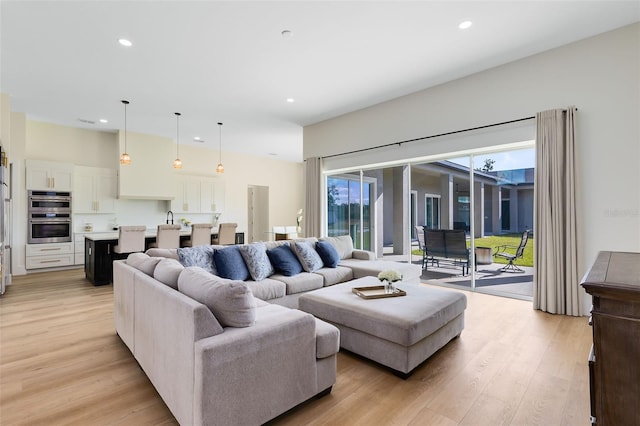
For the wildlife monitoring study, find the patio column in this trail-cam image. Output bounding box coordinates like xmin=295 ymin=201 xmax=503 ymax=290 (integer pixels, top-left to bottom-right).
xmin=473 ymin=181 xmax=485 ymax=238
xmin=392 ymin=166 xmax=409 ymax=255
xmin=509 ymin=188 xmax=519 ymax=232
xmin=492 ymin=186 xmax=501 ymax=235
xmin=440 ymin=174 xmax=454 ymax=230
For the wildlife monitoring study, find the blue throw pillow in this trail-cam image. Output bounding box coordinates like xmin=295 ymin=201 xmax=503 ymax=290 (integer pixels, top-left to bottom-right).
xmin=213 ymin=246 xmax=250 ymax=281
xmin=315 ymin=240 xmax=340 ymax=268
xmin=267 ymin=244 xmax=303 ymax=276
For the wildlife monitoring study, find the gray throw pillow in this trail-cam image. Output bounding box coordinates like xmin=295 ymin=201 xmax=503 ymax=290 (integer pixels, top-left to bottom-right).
xmin=238 ymin=242 xmax=274 ymax=281
xmin=292 ymin=241 xmax=324 ymax=272
xmin=178 ymin=266 xmax=256 ymax=328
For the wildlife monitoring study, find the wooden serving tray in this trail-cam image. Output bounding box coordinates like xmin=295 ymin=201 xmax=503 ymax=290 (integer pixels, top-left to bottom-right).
xmin=352 ymin=285 xmax=406 ymax=299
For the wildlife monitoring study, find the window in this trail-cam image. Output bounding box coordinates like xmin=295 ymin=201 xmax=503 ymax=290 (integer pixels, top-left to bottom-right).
xmin=424 ymin=194 xmax=441 ymax=229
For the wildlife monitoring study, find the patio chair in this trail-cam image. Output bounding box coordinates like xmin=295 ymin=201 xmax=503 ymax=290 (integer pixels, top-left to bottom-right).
xmin=494 ymin=230 xmax=530 ymax=272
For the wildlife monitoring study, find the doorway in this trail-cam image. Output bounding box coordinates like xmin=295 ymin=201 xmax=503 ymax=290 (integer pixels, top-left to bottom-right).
xmin=247 ymin=185 xmax=269 ymax=243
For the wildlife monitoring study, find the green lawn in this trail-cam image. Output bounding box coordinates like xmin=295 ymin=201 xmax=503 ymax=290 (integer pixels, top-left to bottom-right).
xmin=412 ymin=233 xmax=534 ymax=267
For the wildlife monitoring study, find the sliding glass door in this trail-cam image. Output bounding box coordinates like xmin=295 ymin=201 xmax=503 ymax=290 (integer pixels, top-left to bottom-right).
xmin=326 ymin=174 xmax=373 ymax=250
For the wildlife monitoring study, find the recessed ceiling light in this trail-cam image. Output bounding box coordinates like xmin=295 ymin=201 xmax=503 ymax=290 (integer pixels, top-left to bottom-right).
xmin=118 ymin=38 xmax=133 ymax=47
xmin=194 ymin=136 xmax=204 ymax=142
xmin=99 ymin=119 xmax=108 ymax=124
xmin=458 ymin=21 xmax=472 ymax=30
xmin=286 ymin=98 xmax=295 ymax=103
xmin=281 ymin=30 xmax=293 ymax=38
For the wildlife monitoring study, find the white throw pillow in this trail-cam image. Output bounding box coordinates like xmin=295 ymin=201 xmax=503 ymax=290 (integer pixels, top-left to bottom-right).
xmin=178 ymin=266 xmax=257 ymax=328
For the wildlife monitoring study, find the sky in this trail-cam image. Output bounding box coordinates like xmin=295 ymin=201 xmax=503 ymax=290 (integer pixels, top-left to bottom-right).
xmin=450 ymin=148 xmax=535 ymax=171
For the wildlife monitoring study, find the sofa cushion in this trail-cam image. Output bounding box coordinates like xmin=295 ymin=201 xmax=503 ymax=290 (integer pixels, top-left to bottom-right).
xmin=270 ymin=272 xmax=324 ymax=295
xmin=126 ymin=252 xmax=163 ymax=275
xmin=238 ymin=242 xmax=274 ymax=281
xmin=145 ymin=248 xmax=179 ymax=260
xmin=315 ymin=240 xmax=340 ymax=268
xmin=267 ymin=244 xmax=303 ymax=276
xmin=320 ymin=235 xmax=354 ymax=260
xmin=291 ymin=241 xmax=323 ymax=273
xmin=178 ymin=266 xmax=257 ymax=328
xmin=264 ymin=240 xmax=290 ymax=251
xmin=153 ymin=258 xmax=184 ymax=289
xmin=245 ymin=278 xmax=286 ymax=301
xmin=313 ymin=266 xmax=353 ymax=286
xmin=213 ymin=246 xmax=250 ymax=281
xmin=177 ymin=245 xmax=217 ymax=275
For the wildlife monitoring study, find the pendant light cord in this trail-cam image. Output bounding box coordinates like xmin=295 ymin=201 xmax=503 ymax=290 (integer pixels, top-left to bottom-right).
xmin=218 ymin=122 xmax=223 ymax=163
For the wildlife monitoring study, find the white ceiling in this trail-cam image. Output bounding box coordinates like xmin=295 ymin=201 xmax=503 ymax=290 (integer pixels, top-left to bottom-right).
xmin=2 ymin=1 xmax=639 ymax=163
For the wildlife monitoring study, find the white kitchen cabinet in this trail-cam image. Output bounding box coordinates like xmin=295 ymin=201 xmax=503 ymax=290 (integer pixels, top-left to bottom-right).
xmin=26 ymin=242 xmax=74 ymax=269
xmin=73 ymin=166 xmax=116 ymax=213
xmin=200 ymin=178 xmax=225 ymax=213
xmin=26 ymin=159 xmax=73 ymax=191
xmin=171 ymin=176 xmax=201 ymax=213
xmin=172 ymin=175 xmax=225 ymax=214
xmin=74 ymin=233 xmax=88 ymax=265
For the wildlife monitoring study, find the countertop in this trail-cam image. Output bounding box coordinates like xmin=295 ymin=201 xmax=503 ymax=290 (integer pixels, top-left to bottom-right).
xmin=83 ymin=227 xmax=219 ymax=241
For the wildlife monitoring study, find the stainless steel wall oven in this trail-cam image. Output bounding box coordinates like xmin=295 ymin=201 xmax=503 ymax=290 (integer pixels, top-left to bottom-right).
xmin=28 ymin=190 xmax=72 ymax=244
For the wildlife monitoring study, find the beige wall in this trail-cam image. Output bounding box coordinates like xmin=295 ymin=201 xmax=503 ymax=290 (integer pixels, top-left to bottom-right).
xmin=305 ymin=23 xmax=640 ymax=277
xmin=1 ymin=111 xmax=303 ymax=275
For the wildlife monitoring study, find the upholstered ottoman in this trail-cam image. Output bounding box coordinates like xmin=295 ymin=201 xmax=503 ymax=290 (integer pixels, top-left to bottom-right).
xmin=298 ymin=276 xmax=467 ymax=377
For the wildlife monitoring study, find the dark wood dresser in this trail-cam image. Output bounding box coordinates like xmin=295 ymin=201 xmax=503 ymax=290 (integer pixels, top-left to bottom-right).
xmin=581 ymin=251 xmax=640 ymax=426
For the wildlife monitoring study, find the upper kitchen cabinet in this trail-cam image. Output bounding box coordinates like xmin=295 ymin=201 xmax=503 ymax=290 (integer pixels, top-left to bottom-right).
xmin=73 ymin=166 xmax=116 ymax=213
xmin=117 ymin=130 xmax=174 ymax=200
xmin=26 ymin=159 xmax=73 ymax=191
xmin=171 ymin=175 xmax=201 ymax=213
xmin=171 ymin=175 xmax=225 ymax=214
xmin=200 ymin=178 xmax=225 ymax=213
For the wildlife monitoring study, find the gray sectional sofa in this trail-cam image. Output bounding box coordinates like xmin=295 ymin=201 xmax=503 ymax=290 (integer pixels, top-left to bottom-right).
xmin=114 ymin=256 xmax=340 ymax=426
xmin=113 ymin=235 xmax=422 ymax=425
xmin=145 ymin=235 xmax=422 ymax=308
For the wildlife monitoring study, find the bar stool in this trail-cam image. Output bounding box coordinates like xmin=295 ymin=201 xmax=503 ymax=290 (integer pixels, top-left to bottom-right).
xmin=112 ymin=226 xmax=146 ymax=260
xmin=213 ymin=222 xmax=237 ymax=245
xmin=182 ymin=223 xmax=213 ymax=247
xmin=148 ymin=224 xmax=181 ymax=249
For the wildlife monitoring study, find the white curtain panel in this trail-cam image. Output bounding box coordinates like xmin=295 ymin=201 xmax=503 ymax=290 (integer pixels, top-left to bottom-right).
xmin=533 ymin=107 xmax=582 ymax=316
xmin=304 ymin=157 xmax=322 ymax=238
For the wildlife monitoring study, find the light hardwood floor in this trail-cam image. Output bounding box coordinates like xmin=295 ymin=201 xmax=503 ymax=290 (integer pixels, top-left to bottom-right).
xmin=0 ymin=269 xmax=592 ymax=425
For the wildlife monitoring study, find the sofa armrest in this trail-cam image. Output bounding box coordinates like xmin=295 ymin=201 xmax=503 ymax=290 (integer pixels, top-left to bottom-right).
xmin=193 ymin=305 xmax=320 ymax=425
xmin=352 ymin=249 xmax=376 ymax=260
xmin=314 ymin=318 xmax=340 ymax=359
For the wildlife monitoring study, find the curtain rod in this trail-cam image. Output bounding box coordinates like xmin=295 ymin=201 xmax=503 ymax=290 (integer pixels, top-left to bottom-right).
xmin=321 ymin=115 xmax=536 ymax=160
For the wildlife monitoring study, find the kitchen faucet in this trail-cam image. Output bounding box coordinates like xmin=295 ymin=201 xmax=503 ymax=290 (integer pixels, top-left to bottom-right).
xmin=166 ymin=210 xmax=174 ymax=224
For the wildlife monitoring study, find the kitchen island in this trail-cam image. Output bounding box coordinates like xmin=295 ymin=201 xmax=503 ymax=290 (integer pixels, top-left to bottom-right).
xmin=85 ymin=228 xmax=244 ymax=285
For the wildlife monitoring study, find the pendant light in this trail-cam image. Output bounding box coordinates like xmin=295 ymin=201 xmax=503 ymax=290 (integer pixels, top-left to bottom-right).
xmin=216 ymin=122 xmax=224 ymax=174
xmin=173 ymin=112 xmax=183 ymax=169
xmin=120 ymin=100 xmax=131 ymax=165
